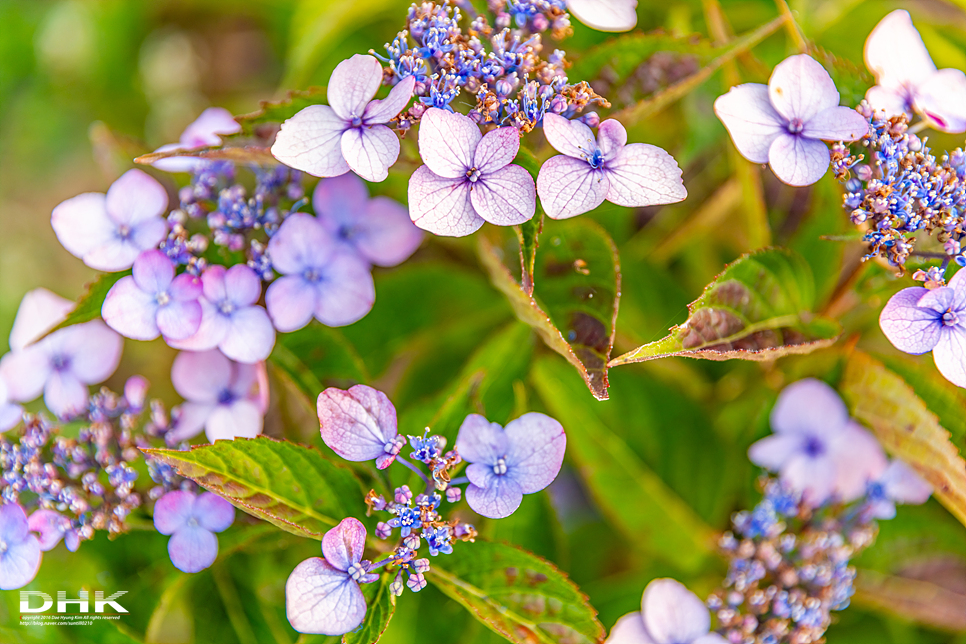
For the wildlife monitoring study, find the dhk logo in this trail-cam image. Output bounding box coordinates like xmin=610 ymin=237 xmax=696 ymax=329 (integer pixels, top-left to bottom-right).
xmin=19 ymin=591 xmax=129 ymax=613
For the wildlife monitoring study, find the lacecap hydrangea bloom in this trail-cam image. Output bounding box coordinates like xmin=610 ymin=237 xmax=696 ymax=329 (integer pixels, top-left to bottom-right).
xmin=153 ymin=490 xmax=235 ymax=573
xmin=606 ymin=578 xmax=726 ymax=644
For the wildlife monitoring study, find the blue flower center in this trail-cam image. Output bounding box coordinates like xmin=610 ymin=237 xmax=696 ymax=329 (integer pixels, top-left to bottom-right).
xmin=942 ymin=308 xmax=959 ymax=327
xmin=466 ymin=167 xmax=481 ymax=183
xmin=186 ymin=516 xmax=199 ymax=527
xmin=156 ymin=291 xmax=171 ymax=307
xmin=338 ymin=224 xmax=354 ymax=240
xmin=217 ymin=300 xmax=235 ymax=316
xmin=303 ymin=268 xmax=322 ymax=283
xmin=587 ymin=149 xmax=604 ymax=169
xmin=347 ymin=562 xmax=367 ymax=581
xmin=787 ymin=118 xmax=805 ymax=134
xmin=0 ymin=539 xmax=7 ymax=554
xmin=803 ymin=435 xmax=825 ymax=457
xmin=492 ymin=457 xmax=508 ymax=476
xmin=350 ymin=117 xmax=363 ymax=128
xmin=116 ymin=224 xmax=132 ymax=241
xmin=50 ymin=354 xmax=71 ymax=372
xmin=217 ymin=389 xmax=236 ymax=405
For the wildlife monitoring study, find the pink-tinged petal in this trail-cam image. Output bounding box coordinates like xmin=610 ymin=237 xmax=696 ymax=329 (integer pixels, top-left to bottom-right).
xmin=605 ymin=612 xmax=656 ymax=644
xmin=313 ymin=251 xmax=375 ymax=327
xmin=205 ymin=399 xmax=263 ymax=442
xmin=542 ymin=113 xmax=597 ymax=159
xmin=180 ymin=107 xmax=241 ymax=147
xmin=566 ymin=0 xmax=637 ymax=31
xmin=102 ymin=276 xmax=161 ymax=340
xmin=153 ymin=490 xmax=195 ymax=535
xmin=771 ymin=379 xmax=849 ymax=437
xmin=28 ymin=510 xmax=68 ymax=551
xmin=313 ymin=173 xmax=370 ymax=225
xmin=465 ymin=476 xmax=524 ymax=519
xmin=224 ymin=265 xmax=261 ymax=307
xmin=253 ymin=362 xmax=270 ymax=414
xmin=286 ymin=558 xmax=366 ymax=635
xmin=456 ymin=414 xmax=510 ymax=464
xmin=881 ymin=460 xmax=932 ymax=504
xmin=831 ymin=422 xmax=887 ymax=502
xmin=63 ymin=321 xmax=123 ymax=384
xmin=340 ymin=125 xmax=400 ymax=183
xmin=504 ymin=413 xmax=566 ymax=494
xmin=220 ymin=306 xmax=275 ymax=363
xmin=167 ymin=298 xmax=229 ymax=353
xmin=356 ymin=197 xmax=423 ymax=267
xmin=0 ymin=505 xmax=41 ymax=590
xmin=84 ymin=238 xmax=145 ymax=273
xmin=230 ymin=362 xmax=260 ymax=400
xmin=157 ymin=300 xmax=203 ymax=341
xmin=418 ymin=108 xmax=481 ymax=178
xmin=604 ymin=143 xmax=687 ymax=207
xmin=268 ymin=213 xmax=336 ymax=275
xmin=0 ymin=401 xmax=22 ymax=432
xmin=597 ymin=120 xmax=628 ymax=159
xmin=9 ymin=288 xmax=74 ymax=351
xmin=473 ymin=126 xmax=520 ymax=174
xmin=132 ymin=250 xmax=174 ymax=293
xmin=194 ymin=492 xmax=235 ymax=532
xmin=767 ymin=134 xmax=831 ymax=187
xmin=50 ymin=192 xmax=116 ymax=261
xmin=472 ymin=165 xmax=535 ymax=226
xmin=171 ymin=349 xmax=231 ymax=403
xmin=363 ymin=75 xmax=415 ymax=124
xmin=168 ymin=524 xmax=218 ymax=573
xmin=124 ymin=375 xmax=149 ymax=410
xmin=781 ymin=454 xmax=836 ymax=506
xmin=694 ymin=635 xmax=729 ymax=644
xmin=748 ymin=434 xmax=801 ymax=471
xmin=641 ymin=578 xmax=710 ymax=644
xmin=202 ymin=265 xmax=228 ymax=303
xmin=768 ymin=55 xmax=841 ymax=124
xmin=329 ymin=54 xmax=383 ymax=121
xmin=272 ymin=105 xmax=350 ymax=178
xmin=105 ymin=169 xmax=168 ymax=226
xmin=537 ymin=155 xmax=608 ymax=220
xmin=0 ymin=347 xmax=50 ymax=402
xmin=714 ymin=84 xmax=786 ymax=164
xmin=803 ymin=106 xmax=869 ymax=142
xmin=408 ymin=166 xmax=483 ymax=236
xmin=949 ymin=266 xmax=966 ymax=296
xmin=933 ymin=326 xmax=966 ymax=388
xmin=916 ymin=68 xmax=966 ymax=134
xmin=267 ymin=276 xmax=319 ymax=333
xmin=865 ymin=85 xmax=912 ymax=119
xmin=44 ymin=371 xmax=89 ymax=417
xmin=167 ymin=401 xmax=215 ymax=442
xmin=169 ymin=273 xmax=203 ymax=301
xmin=879 ymin=287 xmax=943 ymax=354
xmin=322 ymin=517 xmax=367 ymax=571
xmin=864 ymin=10 xmax=936 ymax=91
xmin=317 ymin=384 xmax=398 ymax=461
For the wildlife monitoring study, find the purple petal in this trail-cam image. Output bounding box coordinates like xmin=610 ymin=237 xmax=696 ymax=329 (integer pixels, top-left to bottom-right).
xmin=168 ymin=524 xmax=218 ymax=573
xmin=317 ymin=384 xmax=398 ymax=462
xmin=340 ymin=125 xmax=400 ymax=183
xmin=566 ymin=0 xmax=637 ymax=32
xmin=355 ymin=196 xmax=423 ymax=267
xmin=542 ymin=113 xmax=597 ymax=159
xmin=408 ymin=166 xmax=483 ymax=236
xmin=8 ymin=288 xmax=74 ymax=351
xmin=194 ymin=492 xmax=235 ymax=532
xmin=124 ymin=375 xmax=149 ymax=410
xmin=167 ymin=298 xmax=229 ymax=353
xmin=205 ymin=400 xmax=263 ymax=441
xmin=418 ymin=108 xmax=481 ymax=179
xmin=504 ymin=412 xmax=566 ymax=494
xmin=312 ymin=173 xmax=370 ymax=226
xmin=640 ymin=578 xmax=710 ymax=644
xmin=105 ymin=169 xmax=168 ymax=226
xmin=473 ymin=126 xmax=520 ymax=174
xmin=220 ymin=306 xmax=275 ymax=363
xmin=537 ymin=155 xmax=608 ymax=220
xmin=713 ymin=84 xmax=787 ymax=163
xmin=153 ymin=490 xmax=195 ymax=535
xmin=201 ymin=265 xmax=229 ymax=302
xmin=171 ymin=349 xmax=232 ymax=403
xmin=60 ymin=321 xmax=122 ymax=384
xmin=322 ymin=517 xmax=367 ymax=571
xmin=167 ymin=402 xmax=215 ymax=442
xmin=45 ymin=371 xmax=88 ymax=417
xmin=0 ymin=503 xmax=30 ymax=544
xmin=180 ymin=107 xmax=241 ymax=147
xmin=169 ymin=273 xmax=203 ymax=301
xmin=803 ymin=106 xmax=869 ymax=141
xmin=781 ymin=454 xmax=836 ymax=506
xmin=770 ymin=378 xmax=849 ymax=438
xmin=286 ymin=557 xmax=366 ymax=635
xmin=328 ymin=54 xmax=383 ymax=121
xmin=879 ymin=287 xmax=942 ymax=354
xmin=831 ymin=422 xmax=887 ymax=502
xmin=132 ymin=250 xmax=174 ymax=293
xmin=933 ymin=325 xmax=966 ymax=388
xmin=767 ymin=55 xmax=840 ymax=124
xmin=747 ymin=434 xmax=800 ymax=471
xmin=694 ymin=635 xmax=729 ymax=644
xmin=465 ymin=462 xmax=496 ymax=489
xmin=363 ymin=75 xmax=415 ymax=124
xmin=28 ymin=510 xmax=68 ymax=551
xmin=0 ymin=399 xmax=22 ymax=432
xmin=152 ymin=144 xmax=206 ymax=173
xmin=267 ymin=276 xmax=319 ymax=333
xmin=102 ymin=275 xmax=161 ymax=340
xmin=271 ymin=105 xmax=350 ymax=178
xmin=767 ymin=133 xmax=831 ymax=187
xmin=949 ymin=266 xmax=966 ymax=294
xmin=597 ymin=119 xmax=628 ymax=159
xmin=472 ymin=165 xmax=535 ymax=226
xmin=916 ymin=68 xmax=966 ymax=133
xmin=157 ymin=300 xmax=203 ymax=341
xmin=312 ymin=250 xmax=375 ymax=327
xmin=0 ymin=504 xmax=41 ymax=590
xmin=465 ymin=475 xmax=524 ymax=519
xmin=268 ymin=213 xmax=336 ymax=275
xmin=604 ymin=143 xmax=687 ymax=207
xmin=864 ymin=10 xmax=936 ymax=91
xmin=881 ymin=460 xmax=932 ymax=504
xmin=455 ymin=414 xmax=510 ymax=465
xmin=50 ymin=193 xmax=116 ymax=262
xmin=606 ymin=612 xmax=655 ymax=644
xmin=224 ymin=265 xmax=262 ymax=307
xmin=0 ymin=347 xmax=50 ymax=403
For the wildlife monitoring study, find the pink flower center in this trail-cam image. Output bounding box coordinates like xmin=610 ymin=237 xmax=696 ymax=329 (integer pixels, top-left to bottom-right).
xmin=787 ymin=118 xmax=804 ymax=134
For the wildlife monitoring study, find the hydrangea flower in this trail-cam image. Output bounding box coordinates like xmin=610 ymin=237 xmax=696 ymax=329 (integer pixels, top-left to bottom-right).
xmin=567 ymin=0 xmax=637 ymax=32
xmin=28 ymin=509 xmax=79 ymax=552
xmin=272 ymin=54 xmax=415 ymax=182
xmin=265 ymin=213 xmax=375 ymax=332
xmin=408 ymin=107 xmax=535 ymax=236
xmin=152 ymin=107 xmax=243 ymax=172
xmin=0 ymin=377 xmax=22 ymax=432
xmin=0 ymin=503 xmax=42 ymax=590
xmin=454 ymin=412 xmax=566 ymax=519
xmin=313 ymin=173 xmax=422 ymax=267
xmin=168 ymin=264 xmax=275 ymax=363
xmin=864 ymin=10 xmax=966 ymax=133
xmin=102 ymin=250 xmax=203 ymax=341
xmin=166 ymin=350 xmax=268 ymax=443
xmin=317 ymin=385 xmax=405 ymax=469
xmin=864 ymin=459 xmax=932 ymax=520
xmin=536 ymin=113 xmax=686 ymax=220
xmin=714 ymin=54 xmax=869 ymax=186
xmin=879 ymin=269 xmax=966 ymax=388
xmin=51 ymin=169 xmax=169 ymax=272
xmin=153 ymin=490 xmax=235 ymax=573
xmin=748 ymin=379 xmax=887 ymax=506
xmin=286 ymin=517 xmax=379 ymax=635
xmin=606 ymin=578 xmax=727 ymax=644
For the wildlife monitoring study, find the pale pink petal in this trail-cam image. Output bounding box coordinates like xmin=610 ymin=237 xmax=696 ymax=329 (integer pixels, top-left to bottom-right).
xmin=537 ymin=155 xmax=608 ymax=220
xmin=105 ymin=169 xmax=168 ymax=226
xmin=542 ymin=113 xmax=597 ymax=159
xmin=167 ymin=298 xmax=229 ymax=353
xmin=865 ymin=85 xmax=912 ymax=119
xmin=169 ymin=273 xmax=203 ymax=301
xmin=205 ymin=400 xmax=262 ymax=441
xmin=418 ymin=108 xmax=481 ymax=178
xmin=770 ymin=378 xmax=849 ymax=437
xmin=0 ymin=348 xmax=50 ymax=402
xmin=102 ymin=276 xmax=161 ymax=340
xmin=171 ymin=349 xmax=231 ymax=403
xmin=124 ymin=375 xmax=149 ymax=410
xmin=473 ymin=126 xmax=520 ymax=174
xmin=767 ymin=133 xmax=831 ymax=187
xmin=317 ymin=384 xmax=398 ymax=462
xmin=0 ymin=399 xmax=22 ymax=432
xmin=225 ymin=265 xmax=262 ymax=307
xmin=864 ymin=10 xmax=936 ymax=91
xmin=9 ymin=289 xmax=73 ymax=351
xmin=455 ymin=414 xmax=509 ymax=464
xmin=597 ymin=120 xmax=628 ymax=159
xmin=604 ymin=143 xmax=687 ymax=207
xmin=781 ymin=454 xmax=836 ymax=506
xmin=465 ymin=476 xmax=523 ymax=519
xmin=219 ymin=307 xmax=275 ymax=363
xmin=471 ymin=165 xmax=535 ymax=226
xmin=328 ymin=54 xmax=383 ymax=121
xmin=768 ymin=55 xmax=841 ymax=124
xmin=50 ymin=193 xmax=116 ymax=261
xmin=322 ymin=517 xmax=366 ymax=571
xmin=408 ymin=166 xmax=483 ymax=236
xmin=881 ymin=460 xmax=932 ymax=504
xmin=313 ymin=250 xmax=375 ymax=327
xmin=201 ymin=266 xmax=229 ymax=303
xmin=132 ymin=250 xmax=174 ymax=293
xmin=28 ymin=510 xmax=68 ymax=551
xmin=504 ymin=412 xmax=565 ymax=494
xmin=272 ymin=105 xmax=350 ymax=178
xmin=268 ymin=213 xmax=336 ymax=275
xmin=831 ymin=422 xmax=887 ymax=502
xmin=566 ymin=0 xmax=637 ymax=32
xmin=879 ymin=287 xmax=942 ymax=354
xmin=340 ymin=125 xmax=400 ymax=183
xmin=167 ymin=524 xmax=218 ymax=573
xmin=195 ymin=492 xmax=235 ymax=532
xmin=286 ymin=558 xmax=366 ymax=635
xmin=157 ymin=300 xmax=203 ymax=340
xmin=932 ymin=326 xmax=966 ymax=388
xmin=63 ymin=321 xmax=122 ymax=384
xmin=605 ymin=612 xmax=655 ymax=644
xmin=312 ymin=173 xmax=370 ymax=224
xmin=748 ymin=434 xmax=801 ymax=471
xmin=0 ymin=505 xmax=41 ymax=590
xmin=267 ymin=276 xmax=319 ymax=333
xmin=44 ymin=370 xmax=89 ymax=417
xmin=153 ymin=490 xmax=194 ymax=534
xmin=916 ymin=68 xmax=966 ymax=133
xmin=803 ymin=106 xmax=869 ymax=141
xmin=641 ymin=578 xmax=710 ymax=644
xmin=363 ymin=75 xmax=415 ymax=124
xmin=180 ymin=107 xmax=241 ymax=147
xmin=131 ymin=218 xmax=169 ymax=255
xmin=230 ymin=362 xmax=260 ymax=400
xmin=168 ymin=401 xmax=215 ymax=442
xmin=694 ymin=635 xmax=729 ymax=644
xmin=83 ymin=239 xmax=146 ymax=273
xmin=355 ymin=197 xmax=423 ymax=267
xmin=714 ymin=84 xmax=786 ymax=164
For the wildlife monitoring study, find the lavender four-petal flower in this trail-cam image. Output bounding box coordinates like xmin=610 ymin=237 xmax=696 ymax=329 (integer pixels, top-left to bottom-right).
xmin=152 ymin=107 xmax=243 ymax=172
xmin=317 ymin=384 xmax=404 ymax=469
xmin=865 ymin=459 xmax=932 ymax=520
xmin=272 ymin=54 xmax=415 ymax=182
xmin=266 ymin=213 xmax=375 ymax=332
xmin=0 ymin=503 xmax=42 ymax=590
xmin=879 ymin=269 xmax=966 ymax=388
xmin=455 ymin=412 xmax=566 ymax=519
xmin=606 ymin=578 xmax=727 ymax=644
xmin=102 ymin=250 xmax=203 ymax=341
xmin=153 ymin=490 xmax=235 ymax=573
xmin=286 ymin=517 xmax=378 ymax=635
xmin=714 ymin=54 xmax=870 ymax=186
xmin=51 ymin=169 xmax=169 ymax=271
xmin=536 ymin=113 xmax=686 ymax=220
xmin=408 ymin=107 xmax=536 ymax=236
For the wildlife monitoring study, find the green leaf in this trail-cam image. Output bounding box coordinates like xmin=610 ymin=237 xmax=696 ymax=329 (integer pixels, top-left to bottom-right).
xmin=878 ymin=354 xmax=966 ymax=444
xmin=344 ymin=573 xmax=396 ymax=644
xmin=44 ymin=271 xmax=129 ymax=337
xmin=531 ymin=356 xmax=715 ymax=572
xmin=135 ymin=145 xmax=277 ymax=166
xmin=428 ymin=540 xmax=605 ymax=644
xmin=515 ymin=211 xmax=544 ymax=296
xmin=269 ymin=322 xmax=369 ymax=400
xmin=234 ymin=87 xmax=327 ymax=134
xmin=478 ymin=219 xmax=620 ymax=401
xmin=609 ymin=248 xmax=842 ymax=367
xmin=840 ymin=350 xmax=966 ymax=527
xmin=141 ymin=437 xmax=365 ymax=539
xmin=570 ymin=30 xmax=717 ymax=86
